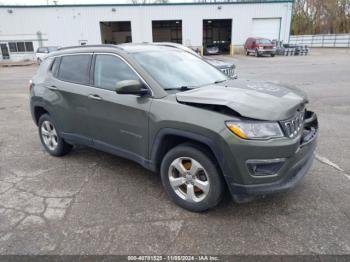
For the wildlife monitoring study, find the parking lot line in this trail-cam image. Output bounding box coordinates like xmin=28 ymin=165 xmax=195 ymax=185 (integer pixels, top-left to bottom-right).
xmin=315 ymin=154 xmax=349 ymax=180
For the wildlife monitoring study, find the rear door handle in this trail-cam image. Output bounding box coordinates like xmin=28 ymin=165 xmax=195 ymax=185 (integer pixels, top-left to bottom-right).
xmin=48 ymin=85 xmax=59 ymax=91
xmin=88 ymin=94 xmax=103 ymax=101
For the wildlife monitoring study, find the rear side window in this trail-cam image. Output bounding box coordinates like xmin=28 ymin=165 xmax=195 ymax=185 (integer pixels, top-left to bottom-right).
xmin=50 ymin=57 xmax=61 ymax=77
xmin=93 ymin=54 xmax=139 ymax=91
xmin=58 ymin=54 xmax=92 ymax=85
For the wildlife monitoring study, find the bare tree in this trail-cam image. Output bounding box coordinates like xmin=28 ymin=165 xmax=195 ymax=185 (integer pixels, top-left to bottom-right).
xmin=292 ymin=0 xmax=350 ymax=35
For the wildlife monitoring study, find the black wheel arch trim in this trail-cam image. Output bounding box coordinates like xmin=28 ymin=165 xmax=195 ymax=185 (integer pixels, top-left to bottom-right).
xmin=30 ymin=100 xmax=51 ymax=125
xmin=31 ymin=100 xmax=62 ymax=132
xmin=150 ymin=128 xmax=226 ymax=174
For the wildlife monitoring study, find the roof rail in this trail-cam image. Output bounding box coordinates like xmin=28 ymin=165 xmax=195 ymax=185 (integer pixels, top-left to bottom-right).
xmin=58 ymin=44 xmax=121 ymax=51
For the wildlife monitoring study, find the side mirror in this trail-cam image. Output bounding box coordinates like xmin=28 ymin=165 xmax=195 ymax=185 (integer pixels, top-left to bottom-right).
xmin=115 ymin=80 xmax=149 ymax=96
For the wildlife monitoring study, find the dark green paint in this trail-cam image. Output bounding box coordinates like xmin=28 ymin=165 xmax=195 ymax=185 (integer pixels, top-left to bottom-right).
xmin=30 ymin=43 xmax=316 ymax=197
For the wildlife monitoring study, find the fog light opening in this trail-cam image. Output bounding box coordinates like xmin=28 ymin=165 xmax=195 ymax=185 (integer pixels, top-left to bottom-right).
xmin=247 ymin=159 xmax=285 ymax=177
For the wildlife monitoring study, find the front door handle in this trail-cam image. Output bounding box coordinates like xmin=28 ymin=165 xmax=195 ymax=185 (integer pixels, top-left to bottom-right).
xmin=88 ymin=94 xmax=103 ymax=101
xmin=48 ymin=85 xmax=58 ymax=91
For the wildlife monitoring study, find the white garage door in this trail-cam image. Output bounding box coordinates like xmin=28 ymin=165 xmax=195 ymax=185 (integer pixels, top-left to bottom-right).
xmin=252 ymin=18 xmax=281 ymax=40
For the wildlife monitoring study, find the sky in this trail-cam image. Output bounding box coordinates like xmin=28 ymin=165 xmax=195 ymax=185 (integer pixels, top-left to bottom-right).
xmin=0 ymin=0 xmax=196 ymax=5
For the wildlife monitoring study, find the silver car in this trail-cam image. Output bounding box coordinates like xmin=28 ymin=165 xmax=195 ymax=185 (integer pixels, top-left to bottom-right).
xmin=150 ymin=42 xmax=237 ymax=79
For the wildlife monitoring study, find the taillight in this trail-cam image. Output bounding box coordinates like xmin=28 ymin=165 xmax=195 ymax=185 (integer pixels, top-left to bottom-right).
xmin=29 ymin=80 xmax=33 ymax=91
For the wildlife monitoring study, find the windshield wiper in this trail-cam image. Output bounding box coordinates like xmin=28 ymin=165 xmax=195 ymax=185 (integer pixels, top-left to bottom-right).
xmin=164 ymin=86 xmax=196 ymax=91
xmin=213 ymin=79 xmax=228 ymax=84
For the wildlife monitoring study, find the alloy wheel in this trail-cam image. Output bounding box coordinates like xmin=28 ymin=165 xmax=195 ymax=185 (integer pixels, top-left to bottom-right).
xmin=41 ymin=120 xmax=58 ymax=151
xmin=168 ymin=157 xmax=210 ymax=203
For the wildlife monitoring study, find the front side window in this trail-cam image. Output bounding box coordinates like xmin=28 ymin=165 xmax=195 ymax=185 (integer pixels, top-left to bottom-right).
xmin=93 ymin=54 xmax=139 ymax=91
xmin=132 ymin=50 xmax=228 ymax=90
xmin=58 ymin=54 xmax=91 ymax=85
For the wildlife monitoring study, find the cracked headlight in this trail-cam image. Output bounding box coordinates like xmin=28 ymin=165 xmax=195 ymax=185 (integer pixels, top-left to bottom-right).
xmin=226 ymin=121 xmax=284 ymax=140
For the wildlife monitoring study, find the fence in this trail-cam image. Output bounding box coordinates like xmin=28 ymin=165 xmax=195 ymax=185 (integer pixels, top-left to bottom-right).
xmin=289 ymin=34 xmax=350 ymax=48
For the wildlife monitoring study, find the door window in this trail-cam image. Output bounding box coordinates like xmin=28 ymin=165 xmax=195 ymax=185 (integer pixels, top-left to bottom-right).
xmin=58 ymin=54 xmax=92 ymax=85
xmin=93 ymin=54 xmax=139 ymax=91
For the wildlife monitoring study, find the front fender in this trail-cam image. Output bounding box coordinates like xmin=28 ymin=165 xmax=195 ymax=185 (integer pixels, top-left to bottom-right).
xmin=150 ymin=128 xmax=225 ymax=173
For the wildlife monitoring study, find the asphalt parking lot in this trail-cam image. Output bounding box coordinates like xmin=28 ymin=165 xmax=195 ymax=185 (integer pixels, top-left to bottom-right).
xmin=0 ymin=49 xmax=350 ymax=255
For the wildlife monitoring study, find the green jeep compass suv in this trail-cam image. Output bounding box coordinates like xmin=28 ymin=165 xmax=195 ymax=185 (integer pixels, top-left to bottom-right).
xmin=30 ymin=44 xmax=318 ymax=212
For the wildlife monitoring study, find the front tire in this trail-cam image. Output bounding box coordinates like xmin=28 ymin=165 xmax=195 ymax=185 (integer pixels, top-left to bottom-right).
xmin=160 ymin=144 xmax=224 ymax=212
xmin=38 ymin=114 xmax=72 ymax=157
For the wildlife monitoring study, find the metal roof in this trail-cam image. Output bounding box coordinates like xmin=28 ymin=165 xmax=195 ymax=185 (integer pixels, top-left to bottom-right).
xmin=0 ymin=1 xmax=294 ymax=8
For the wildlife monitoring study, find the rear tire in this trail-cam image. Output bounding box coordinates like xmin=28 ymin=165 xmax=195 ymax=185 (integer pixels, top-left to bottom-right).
xmin=38 ymin=114 xmax=72 ymax=157
xmin=271 ymin=53 xmax=275 ymax=57
xmin=245 ymin=50 xmax=250 ymax=56
xmin=160 ymin=143 xmax=224 ymax=212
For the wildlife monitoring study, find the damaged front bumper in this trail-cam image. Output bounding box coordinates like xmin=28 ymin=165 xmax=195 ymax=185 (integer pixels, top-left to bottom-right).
xmin=224 ymin=110 xmax=318 ymax=201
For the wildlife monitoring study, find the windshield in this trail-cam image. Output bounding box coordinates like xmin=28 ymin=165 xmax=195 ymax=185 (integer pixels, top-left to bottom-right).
xmin=132 ymin=50 xmax=228 ymax=90
xmin=256 ymin=39 xmax=272 ymax=44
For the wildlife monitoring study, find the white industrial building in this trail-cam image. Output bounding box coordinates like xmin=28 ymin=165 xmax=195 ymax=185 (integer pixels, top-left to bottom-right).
xmin=0 ymin=1 xmax=293 ymax=62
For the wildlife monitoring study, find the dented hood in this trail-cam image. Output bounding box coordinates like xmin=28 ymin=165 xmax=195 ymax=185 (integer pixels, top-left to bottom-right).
xmin=176 ymin=79 xmax=308 ymax=121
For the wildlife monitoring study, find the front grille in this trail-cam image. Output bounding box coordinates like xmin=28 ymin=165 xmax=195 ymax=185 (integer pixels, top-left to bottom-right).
xmin=264 ymin=46 xmax=272 ymax=50
xmin=280 ymin=110 xmax=305 ymax=138
xmin=221 ymin=67 xmax=235 ymax=77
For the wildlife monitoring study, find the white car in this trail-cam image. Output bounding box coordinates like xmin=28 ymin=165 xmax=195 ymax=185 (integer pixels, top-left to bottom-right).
xmin=205 ymin=45 xmax=220 ymax=55
xmin=35 ymin=46 xmax=59 ymax=63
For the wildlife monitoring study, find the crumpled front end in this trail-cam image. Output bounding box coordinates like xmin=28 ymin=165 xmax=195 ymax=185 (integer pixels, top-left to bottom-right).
xmin=221 ymin=109 xmax=318 ymax=200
